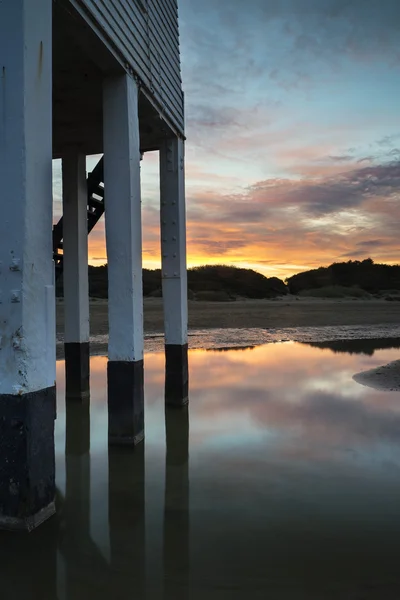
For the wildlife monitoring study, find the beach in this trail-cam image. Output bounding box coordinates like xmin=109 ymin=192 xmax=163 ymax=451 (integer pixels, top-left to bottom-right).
xmin=56 ymin=297 xmax=400 ymax=335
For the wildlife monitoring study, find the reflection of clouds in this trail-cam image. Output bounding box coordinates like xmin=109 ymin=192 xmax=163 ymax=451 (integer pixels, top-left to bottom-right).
xmin=183 ymin=344 xmax=400 ymax=457
xmin=51 ymin=340 xmax=400 ymax=595
xmin=59 ymin=343 xmax=400 ymax=465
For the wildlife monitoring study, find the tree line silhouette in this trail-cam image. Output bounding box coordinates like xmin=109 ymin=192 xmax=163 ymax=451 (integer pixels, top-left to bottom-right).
xmin=56 ymin=259 xmax=400 ymax=300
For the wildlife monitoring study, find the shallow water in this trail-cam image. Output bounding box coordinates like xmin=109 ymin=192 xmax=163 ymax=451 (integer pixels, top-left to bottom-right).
xmin=2 ymin=338 xmax=400 ymax=599
xmin=57 ymin=323 xmax=400 ymax=352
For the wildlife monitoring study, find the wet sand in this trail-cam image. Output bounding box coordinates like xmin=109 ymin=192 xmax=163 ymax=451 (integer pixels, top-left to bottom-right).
xmin=56 ymin=297 xmax=400 ymax=336
xmin=354 ymin=360 xmax=400 ymax=392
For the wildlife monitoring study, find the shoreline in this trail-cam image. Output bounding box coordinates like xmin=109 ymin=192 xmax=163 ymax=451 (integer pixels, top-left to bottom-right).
xmin=55 ymin=322 xmax=400 ymax=359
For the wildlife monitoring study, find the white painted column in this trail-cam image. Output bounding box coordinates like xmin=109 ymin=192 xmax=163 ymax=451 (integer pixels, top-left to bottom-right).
xmin=62 ymin=153 xmax=89 ymax=345
xmin=62 ymin=153 xmax=90 ymax=400
xmin=103 ymin=73 xmax=144 ymax=445
xmin=0 ymin=0 xmax=56 ymax=530
xmin=160 ymin=137 xmax=189 ymax=406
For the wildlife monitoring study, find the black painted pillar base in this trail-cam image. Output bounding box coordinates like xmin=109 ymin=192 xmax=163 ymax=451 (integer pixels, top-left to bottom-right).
xmin=165 ymin=344 xmax=189 ymax=407
xmin=65 ymin=342 xmax=90 ymax=401
xmin=66 ymin=400 xmax=90 ymax=457
xmin=0 ymin=386 xmax=56 ymax=532
xmin=107 ymin=360 xmax=144 ymax=446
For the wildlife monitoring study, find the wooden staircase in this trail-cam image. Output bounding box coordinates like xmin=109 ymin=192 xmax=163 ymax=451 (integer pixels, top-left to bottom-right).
xmin=53 ymin=157 xmax=105 ymax=278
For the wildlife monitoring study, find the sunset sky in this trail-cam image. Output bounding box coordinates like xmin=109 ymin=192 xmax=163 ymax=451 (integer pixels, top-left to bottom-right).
xmin=53 ymin=0 xmax=400 ymax=280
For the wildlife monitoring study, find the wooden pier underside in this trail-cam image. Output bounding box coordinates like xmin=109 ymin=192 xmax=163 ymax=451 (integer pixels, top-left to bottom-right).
xmin=53 ymin=0 xmax=178 ymax=159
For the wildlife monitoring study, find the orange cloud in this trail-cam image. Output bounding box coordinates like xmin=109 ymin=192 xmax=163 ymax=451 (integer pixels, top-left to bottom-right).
xmin=78 ymin=160 xmax=399 ymax=279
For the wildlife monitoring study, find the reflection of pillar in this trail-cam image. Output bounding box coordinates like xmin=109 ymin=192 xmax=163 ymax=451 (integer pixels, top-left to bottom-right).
xmin=0 ymin=519 xmax=58 ymax=598
xmin=65 ymin=401 xmax=91 ymax=532
xmin=160 ymin=138 xmax=189 ymax=407
xmin=164 ymin=407 xmax=190 ymax=598
xmin=108 ymin=445 xmax=145 ymax=597
xmin=64 ymin=401 xmax=91 ymax=599
xmin=62 ymin=153 xmax=90 ymax=402
xmin=59 ymin=402 xmax=113 ymax=597
xmin=103 ymin=73 xmax=144 ymax=446
xmin=0 ymin=0 xmax=56 ymax=531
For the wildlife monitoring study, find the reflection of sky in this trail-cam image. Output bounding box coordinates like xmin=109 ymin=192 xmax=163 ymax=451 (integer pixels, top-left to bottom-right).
xmin=56 ymin=342 xmax=400 ymax=471
xmin=5 ymin=341 xmax=400 ymax=597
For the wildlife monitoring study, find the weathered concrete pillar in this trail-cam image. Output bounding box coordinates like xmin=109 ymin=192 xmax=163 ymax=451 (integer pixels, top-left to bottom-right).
xmin=0 ymin=0 xmax=56 ymax=530
xmin=62 ymin=153 xmax=90 ymax=401
xmin=103 ymin=73 xmax=144 ymax=446
xmin=160 ymin=138 xmax=189 ymax=407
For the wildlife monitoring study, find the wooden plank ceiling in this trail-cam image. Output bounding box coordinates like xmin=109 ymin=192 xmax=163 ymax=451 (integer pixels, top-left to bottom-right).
xmin=53 ymin=0 xmax=173 ymax=158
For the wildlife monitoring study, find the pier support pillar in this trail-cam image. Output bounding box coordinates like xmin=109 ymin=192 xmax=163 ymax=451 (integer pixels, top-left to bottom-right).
xmin=62 ymin=153 xmax=90 ymax=401
xmin=0 ymin=0 xmax=56 ymax=530
xmin=103 ymin=73 xmax=144 ymax=446
xmin=160 ymin=138 xmax=189 ymax=407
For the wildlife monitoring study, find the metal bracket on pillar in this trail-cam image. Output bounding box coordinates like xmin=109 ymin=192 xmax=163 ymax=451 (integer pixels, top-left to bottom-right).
xmin=166 ymin=139 xmax=175 ymax=172
xmin=161 ymin=141 xmax=181 ymax=280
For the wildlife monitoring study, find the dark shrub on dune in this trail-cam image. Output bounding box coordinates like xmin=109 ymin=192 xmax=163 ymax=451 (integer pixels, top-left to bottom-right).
xmin=57 ymin=264 xmax=288 ymax=300
xmin=287 ymin=259 xmax=400 ymax=295
xmin=188 ymin=265 xmax=287 ymax=299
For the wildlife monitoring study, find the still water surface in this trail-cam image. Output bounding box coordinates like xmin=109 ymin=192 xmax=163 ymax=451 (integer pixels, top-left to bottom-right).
xmin=2 ymin=339 xmax=400 ymax=599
